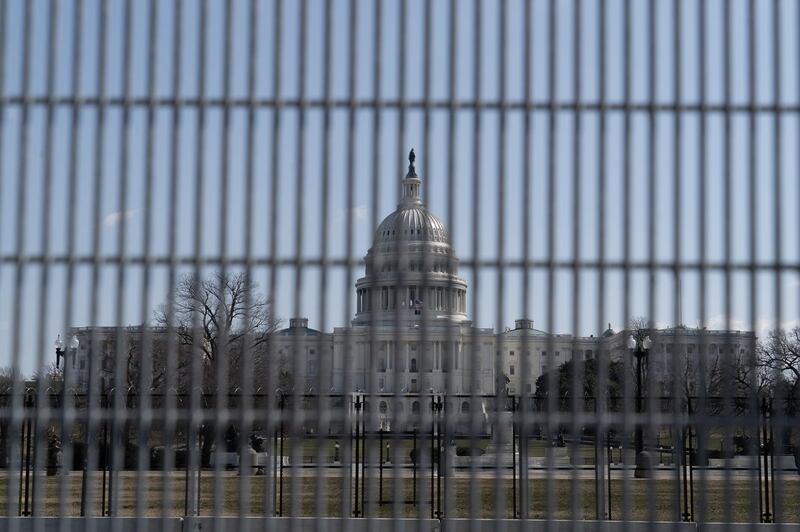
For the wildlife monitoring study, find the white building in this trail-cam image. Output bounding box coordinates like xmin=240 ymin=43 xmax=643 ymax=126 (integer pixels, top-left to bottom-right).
xmin=268 ymin=151 xmax=757 ymax=430
xmin=68 ymin=151 xmax=757 ymax=431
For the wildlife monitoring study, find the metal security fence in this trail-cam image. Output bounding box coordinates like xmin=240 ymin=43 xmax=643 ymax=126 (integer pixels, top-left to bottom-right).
xmin=0 ymin=0 xmax=799 ymax=530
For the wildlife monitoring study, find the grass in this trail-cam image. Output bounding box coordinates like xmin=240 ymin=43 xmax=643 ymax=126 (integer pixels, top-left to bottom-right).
xmin=282 ymin=437 xmax=672 ymax=464
xmin=1 ymin=473 xmax=797 ymax=522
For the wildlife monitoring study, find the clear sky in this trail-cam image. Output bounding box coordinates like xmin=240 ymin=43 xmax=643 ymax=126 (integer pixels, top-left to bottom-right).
xmin=1 ymin=0 xmax=799 ymax=375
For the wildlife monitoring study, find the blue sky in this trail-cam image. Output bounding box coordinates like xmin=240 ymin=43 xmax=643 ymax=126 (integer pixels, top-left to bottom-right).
xmin=1 ymin=0 xmax=799 ymax=375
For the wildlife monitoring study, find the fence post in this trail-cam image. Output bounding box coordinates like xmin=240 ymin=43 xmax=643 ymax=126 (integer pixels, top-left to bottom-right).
xmin=760 ymin=397 xmax=771 ymax=523
xmin=19 ymin=392 xmax=34 ymax=516
xmin=606 ymin=432 xmax=612 ymax=521
xmin=435 ymin=395 xmax=443 ymax=520
xmin=681 ymin=424 xmax=690 ymax=521
xmin=379 ymin=427 xmax=384 ymax=505
xmin=279 ymin=396 xmax=285 ymax=517
xmin=430 ymin=396 xmax=435 ymax=520
xmin=512 ymin=396 xmax=517 ymax=519
xmin=412 ymin=429 xmax=417 ymax=505
xmin=352 ymin=394 xmax=360 ymax=518
xmin=768 ymin=397 xmax=776 ymax=523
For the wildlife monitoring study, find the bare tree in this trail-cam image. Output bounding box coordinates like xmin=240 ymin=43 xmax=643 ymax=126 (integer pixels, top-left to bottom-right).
xmin=155 ymin=271 xmax=283 ymax=394
xmin=732 ymin=348 xmax=769 ymax=399
xmin=626 ymin=317 xmax=654 ymax=393
xmin=627 ymin=317 xmax=651 ymax=343
xmin=0 ymin=367 xmax=21 ymax=394
xmin=758 ymin=327 xmax=800 ymax=390
xmin=154 ymin=271 xmax=283 ymax=464
xmin=677 ymin=349 xmax=723 ymax=412
xmin=30 ymin=363 xmax=64 ymax=394
xmin=122 ymin=332 xmax=171 ymax=395
xmin=0 ymin=367 xmax=22 ymax=466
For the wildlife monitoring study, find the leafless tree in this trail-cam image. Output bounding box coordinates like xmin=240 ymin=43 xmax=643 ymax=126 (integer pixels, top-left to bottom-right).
xmin=122 ymin=333 xmax=170 ymax=395
xmin=0 ymin=368 xmax=19 ymax=467
xmin=756 ymin=328 xmax=800 ymax=455
xmin=677 ymin=349 xmax=723 ymax=413
xmin=626 ymin=317 xmax=654 ymax=393
xmin=732 ymin=348 xmax=770 ymax=399
xmin=627 ymin=317 xmax=651 ymax=342
xmin=30 ymin=363 xmax=64 ymax=394
xmin=0 ymin=367 xmax=21 ymax=394
xmin=154 ymin=271 xmax=283 ymax=464
xmin=155 ymin=271 xmax=283 ymax=394
xmin=757 ymin=327 xmax=800 ymax=390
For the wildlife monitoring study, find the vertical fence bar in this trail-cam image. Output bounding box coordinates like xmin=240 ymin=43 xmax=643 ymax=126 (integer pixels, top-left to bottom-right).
xmin=0 ymin=0 xmax=795 ymax=528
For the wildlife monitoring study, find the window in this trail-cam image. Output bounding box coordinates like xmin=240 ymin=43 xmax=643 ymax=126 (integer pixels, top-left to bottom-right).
xmin=410 ymin=358 xmax=418 ymax=372
xmin=509 ymin=365 xmax=515 ymax=375
xmin=80 ymin=358 xmax=86 ymax=370
xmin=379 ymin=401 xmax=388 ymax=414
xmin=412 ymin=401 xmax=420 ymax=414
xmin=510 ymin=350 xmax=515 ymax=357
xmin=526 ymin=383 xmax=532 ymax=393
xmin=555 ymin=351 xmax=560 ymax=357
xmin=410 ymin=378 xmax=418 ymax=392
xmin=461 ymin=401 xmax=470 ymax=413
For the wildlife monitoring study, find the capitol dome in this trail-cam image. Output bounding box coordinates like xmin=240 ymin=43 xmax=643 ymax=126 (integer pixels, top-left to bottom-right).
xmin=373 ymin=206 xmax=449 ymax=246
xmin=353 ymin=150 xmax=468 ymax=325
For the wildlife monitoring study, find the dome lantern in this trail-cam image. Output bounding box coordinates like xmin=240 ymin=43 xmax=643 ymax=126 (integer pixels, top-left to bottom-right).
xmin=402 ymin=148 xmax=422 ymax=205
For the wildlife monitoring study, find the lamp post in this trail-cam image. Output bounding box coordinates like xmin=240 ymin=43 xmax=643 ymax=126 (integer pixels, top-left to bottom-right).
xmin=54 ymin=334 xmax=80 ymax=410
xmin=627 ymin=333 xmax=652 ymax=478
xmin=55 ymin=334 xmax=80 ymax=371
xmin=54 ymin=335 xmax=79 ymax=488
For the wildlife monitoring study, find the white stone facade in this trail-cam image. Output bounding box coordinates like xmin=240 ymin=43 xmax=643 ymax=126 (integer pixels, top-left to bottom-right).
xmin=68 ymin=154 xmax=757 ymax=432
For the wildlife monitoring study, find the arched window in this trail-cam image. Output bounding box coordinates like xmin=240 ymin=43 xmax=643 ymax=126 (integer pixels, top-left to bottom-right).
xmin=412 ymin=401 xmax=420 ymax=414
xmin=461 ymin=401 xmax=470 ymax=414
xmin=410 ymin=358 xmax=418 ymax=372
xmin=379 ymin=401 xmax=388 ymax=414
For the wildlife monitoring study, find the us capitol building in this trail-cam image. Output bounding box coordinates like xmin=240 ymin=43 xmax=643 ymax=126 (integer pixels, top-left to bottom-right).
xmin=70 ymin=151 xmax=756 ymax=431
xmin=266 ymin=151 xmax=756 ymax=428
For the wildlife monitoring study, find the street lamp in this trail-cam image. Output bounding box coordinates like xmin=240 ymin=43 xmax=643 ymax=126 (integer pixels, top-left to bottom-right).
xmin=627 ymin=333 xmax=652 ymax=478
xmin=55 ymin=334 xmax=80 ymax=370
xmin=54 ymin=334 xmax=79 ymax=491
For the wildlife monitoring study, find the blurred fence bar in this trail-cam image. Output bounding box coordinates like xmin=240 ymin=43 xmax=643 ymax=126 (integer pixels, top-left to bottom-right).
xmin=0 ymin=0 xmax=799 ymax=530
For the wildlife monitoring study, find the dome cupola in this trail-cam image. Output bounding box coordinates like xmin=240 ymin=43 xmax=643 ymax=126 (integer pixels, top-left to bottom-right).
xmin=353 ymin=149 xmax=468 ymax=325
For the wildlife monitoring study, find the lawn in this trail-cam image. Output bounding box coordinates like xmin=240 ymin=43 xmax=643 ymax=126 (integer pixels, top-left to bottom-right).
xmin=1 ymin=473 xmax=797 ymax=522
